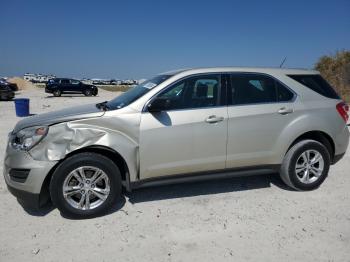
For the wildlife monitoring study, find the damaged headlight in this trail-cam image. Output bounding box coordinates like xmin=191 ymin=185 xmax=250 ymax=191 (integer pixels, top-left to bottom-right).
xmin=11 ymin=126 xmax=48 ymax=151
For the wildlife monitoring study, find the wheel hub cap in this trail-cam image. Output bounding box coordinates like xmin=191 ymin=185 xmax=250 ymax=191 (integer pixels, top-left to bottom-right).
xmin=62 ymin=166 xmax=110 ymax=210
xmin=295 ymin=149 xmax=324 ymax=184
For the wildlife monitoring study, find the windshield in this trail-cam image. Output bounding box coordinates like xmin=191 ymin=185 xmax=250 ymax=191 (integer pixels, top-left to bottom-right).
xmin=106 ymin=74 xmax=171 ymax=110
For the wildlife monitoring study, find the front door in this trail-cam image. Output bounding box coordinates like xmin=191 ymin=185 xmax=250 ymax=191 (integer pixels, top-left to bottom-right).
xmin=70 ymin=79 xmax=82 ymax=93
xmin=139 ymin=74 xmax=228 ymax=179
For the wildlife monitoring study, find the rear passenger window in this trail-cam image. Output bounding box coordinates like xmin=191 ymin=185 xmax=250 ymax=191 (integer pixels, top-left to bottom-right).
xmin=288 ymin=74 xmax=340 ymax=99
xmin=230 ymin=74 xmax=294 ymax=105
xmin=60 ymin=79 xmax=70 ymax=84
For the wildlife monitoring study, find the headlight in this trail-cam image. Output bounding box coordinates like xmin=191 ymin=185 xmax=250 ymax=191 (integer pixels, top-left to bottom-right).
xmin=11 ymin=126 xmax=48 ymax=151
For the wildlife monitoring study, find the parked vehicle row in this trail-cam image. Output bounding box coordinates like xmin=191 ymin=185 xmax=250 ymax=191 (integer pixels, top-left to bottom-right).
xmin=4 ymin=67 xmax=349 ymax=218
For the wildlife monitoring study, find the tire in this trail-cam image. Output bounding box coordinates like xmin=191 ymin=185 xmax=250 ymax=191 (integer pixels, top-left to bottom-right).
xmin=50 ymin=152 xmax=122 ymax=218
xmin=53 ymin=90 xmax=61 ymax=97
xmin=84 ymin=89 xmax=92 ymax=96
xmin=93 ymin=89 xmax=98 ymax=96
xmin=280 ymin=139 xmax=331 ymax=191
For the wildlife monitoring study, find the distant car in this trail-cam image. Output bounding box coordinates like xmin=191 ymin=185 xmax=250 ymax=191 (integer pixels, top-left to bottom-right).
xmin=0 ymin=82 xmax=15 ymax=100
xmin=0 ymin=78 xmax=18 ymax=92
xmin=45 ymin=78 xmax=98 ymax=97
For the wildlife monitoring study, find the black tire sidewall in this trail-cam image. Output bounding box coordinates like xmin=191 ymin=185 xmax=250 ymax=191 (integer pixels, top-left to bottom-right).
xmin=287 ymin=141 xmax=330 ymax=190
xmin=53 ymin=90 xmax=61 ymax=97
xmin=50 ymin=153 xmax=122 ymax=218
xmin=84 ymin=89 xmax=92 ymax=96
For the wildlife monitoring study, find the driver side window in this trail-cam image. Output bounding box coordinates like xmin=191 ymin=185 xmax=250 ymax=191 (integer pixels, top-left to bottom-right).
xmin=157 ymin=74 xmax=221 ymax=110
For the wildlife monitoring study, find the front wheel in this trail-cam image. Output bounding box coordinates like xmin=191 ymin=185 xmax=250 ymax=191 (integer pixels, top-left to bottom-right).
xmin=53 ymin=90 xmax=61 ymax=97
xmin=50 ymin=152 xmax=122 ymax=218
xmin=280 ymin=139 xmax=331 ymax=191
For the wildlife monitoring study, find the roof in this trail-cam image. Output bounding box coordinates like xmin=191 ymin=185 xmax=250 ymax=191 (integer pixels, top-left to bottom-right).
xmin=161 ymin=67 xmax=319 ymax=76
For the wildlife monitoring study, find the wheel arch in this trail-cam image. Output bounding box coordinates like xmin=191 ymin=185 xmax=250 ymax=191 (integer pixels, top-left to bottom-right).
xmin=40 ymin=145 xmax=131 ymax=205
xmin=67 ymin=145 xmax=130 ymax=181
xmin=287 ymin=130 xmax=335 ymax=162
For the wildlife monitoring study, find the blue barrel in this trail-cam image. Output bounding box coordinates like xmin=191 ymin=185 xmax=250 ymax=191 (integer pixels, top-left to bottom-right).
xmin=14 ymin=98 xmax=30 ymax=117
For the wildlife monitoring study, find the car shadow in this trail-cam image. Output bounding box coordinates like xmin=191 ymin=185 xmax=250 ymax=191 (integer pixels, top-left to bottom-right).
xmin=125 ymin=173 xmax=292 ymax=204
xmin=20 ymin=173 xmax=293 ymax=219
xmin=19 ymin=200 xmax=55 ymax=216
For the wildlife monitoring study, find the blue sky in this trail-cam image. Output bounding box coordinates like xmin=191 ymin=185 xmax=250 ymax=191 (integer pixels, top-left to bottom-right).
xmin=0 ymin=0 xmax=349 ymax=79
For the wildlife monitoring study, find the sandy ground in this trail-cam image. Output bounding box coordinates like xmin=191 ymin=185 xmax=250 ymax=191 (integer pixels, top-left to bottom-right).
xmin=0 ymin=88 xmax=349 ymax=262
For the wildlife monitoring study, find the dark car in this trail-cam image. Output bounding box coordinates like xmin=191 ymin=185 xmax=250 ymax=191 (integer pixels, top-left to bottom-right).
xmin=0 ymin=82 xmax=15 ymax=100
xmin=45 ymin=78 xmax=98 ymax=97
xmin=0 ymin=78 xmax=18 ymax=92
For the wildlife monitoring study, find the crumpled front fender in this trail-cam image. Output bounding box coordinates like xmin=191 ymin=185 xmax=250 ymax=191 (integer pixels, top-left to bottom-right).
xmin=29 ymin=119 xmax=140 ymax=182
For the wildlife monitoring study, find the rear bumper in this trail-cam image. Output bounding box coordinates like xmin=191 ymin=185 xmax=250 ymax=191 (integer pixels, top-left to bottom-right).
xmin=0 ymin=90 xmax=14 ymax=99
xmin=332 ymin=152 xmax=345 ymax=165
xmin=334 ymin=125 xmax=349 ymax=156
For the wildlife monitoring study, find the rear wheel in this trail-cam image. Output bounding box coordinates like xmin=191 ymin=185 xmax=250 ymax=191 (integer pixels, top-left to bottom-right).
xmin=53 ymin=90 xmax=61 ymax=97
xmin=84 ymin=89 xmax=92 ymax=96
xmin=280 ymin=139 xmax=330 ymax=190
xmin=50 ymin=152 xmax=122 ymax=218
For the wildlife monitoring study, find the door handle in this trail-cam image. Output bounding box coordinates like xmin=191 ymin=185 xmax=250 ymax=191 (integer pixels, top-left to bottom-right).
xmin=205 ymin=115 xmax=224 ymax=123
xmin=278 ymin=107 xmax=294 ymax=115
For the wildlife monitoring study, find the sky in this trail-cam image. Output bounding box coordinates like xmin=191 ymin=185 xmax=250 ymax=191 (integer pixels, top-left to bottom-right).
xmin=0 ymin=0 xmax=349 ymax=79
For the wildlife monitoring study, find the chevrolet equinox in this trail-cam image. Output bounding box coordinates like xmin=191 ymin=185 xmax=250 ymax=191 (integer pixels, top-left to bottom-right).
xmin=4 ymin=68 xmax=349 ymax=218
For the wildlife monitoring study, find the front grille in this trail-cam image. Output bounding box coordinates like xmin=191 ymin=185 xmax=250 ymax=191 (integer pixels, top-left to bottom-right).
xmin=9 ymin=169 xmax=30 ymax=183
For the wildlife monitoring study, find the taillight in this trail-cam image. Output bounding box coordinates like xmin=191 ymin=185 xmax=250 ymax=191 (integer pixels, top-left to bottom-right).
xmin=336 ymin=102 xmax=349 ymax=123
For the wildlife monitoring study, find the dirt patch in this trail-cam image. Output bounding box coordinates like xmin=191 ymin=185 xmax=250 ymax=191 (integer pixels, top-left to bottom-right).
xmin=7 ymin=77 xmax=35 ymax=90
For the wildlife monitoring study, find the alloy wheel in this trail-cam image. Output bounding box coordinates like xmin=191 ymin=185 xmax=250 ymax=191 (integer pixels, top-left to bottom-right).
xmin=295 ymin=149 xmax=324 ymax=184
xmin=62 ymin=166 xmax=110 ymax=210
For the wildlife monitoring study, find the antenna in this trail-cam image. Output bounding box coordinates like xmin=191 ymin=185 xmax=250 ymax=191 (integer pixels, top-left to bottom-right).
xmin=279 ymin=57 xmax=287 ymax=68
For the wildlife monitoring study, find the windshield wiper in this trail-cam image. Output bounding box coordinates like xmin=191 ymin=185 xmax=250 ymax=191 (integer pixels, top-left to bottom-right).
xmin=96 ymin=101 xmax=110 ymax=111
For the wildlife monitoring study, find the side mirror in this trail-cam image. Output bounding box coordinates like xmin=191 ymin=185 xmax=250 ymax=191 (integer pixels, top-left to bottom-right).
xmin=148 ymin=97 xmax=170 ymax=113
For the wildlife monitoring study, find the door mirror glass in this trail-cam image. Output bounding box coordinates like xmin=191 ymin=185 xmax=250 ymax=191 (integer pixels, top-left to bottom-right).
xmin=148 ymin=98 xmax=170 ymax=112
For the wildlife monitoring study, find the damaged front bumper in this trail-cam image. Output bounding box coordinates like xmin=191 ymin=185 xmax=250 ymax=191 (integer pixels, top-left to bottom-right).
xmin=3 ymin=142 xmax=58 ymax=209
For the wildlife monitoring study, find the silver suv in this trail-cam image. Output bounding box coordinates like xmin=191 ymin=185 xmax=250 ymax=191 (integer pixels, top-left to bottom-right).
xmin=4 ymin=67 xmax=349 ymax=218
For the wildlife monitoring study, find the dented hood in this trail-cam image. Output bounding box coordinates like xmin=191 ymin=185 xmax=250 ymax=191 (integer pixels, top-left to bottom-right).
xmin=13 ymin=103 xmax=105 ymax=133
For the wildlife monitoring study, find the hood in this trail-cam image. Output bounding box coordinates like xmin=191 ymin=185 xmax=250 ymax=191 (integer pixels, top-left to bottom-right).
xmin=13 ymin=103 xmax=105 ymax=133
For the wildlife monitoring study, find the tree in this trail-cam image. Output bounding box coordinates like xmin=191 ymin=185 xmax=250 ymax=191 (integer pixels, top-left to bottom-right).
xmin=315 ymin=50 xmax=350 ymax=102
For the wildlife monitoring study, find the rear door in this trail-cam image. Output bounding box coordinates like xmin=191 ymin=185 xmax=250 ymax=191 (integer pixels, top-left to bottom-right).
xmin=60 ymin=79 xmax=71 ymax=92
xmin=226 ymin=73 xmax=296 ymax=168
xmin=139 ymin=74 xmax=228 ymax=179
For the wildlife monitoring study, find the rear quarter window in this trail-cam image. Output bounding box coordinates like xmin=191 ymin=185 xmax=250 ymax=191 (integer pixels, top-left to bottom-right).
xmin=288 ymin=74 xmax=340 ymax=99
